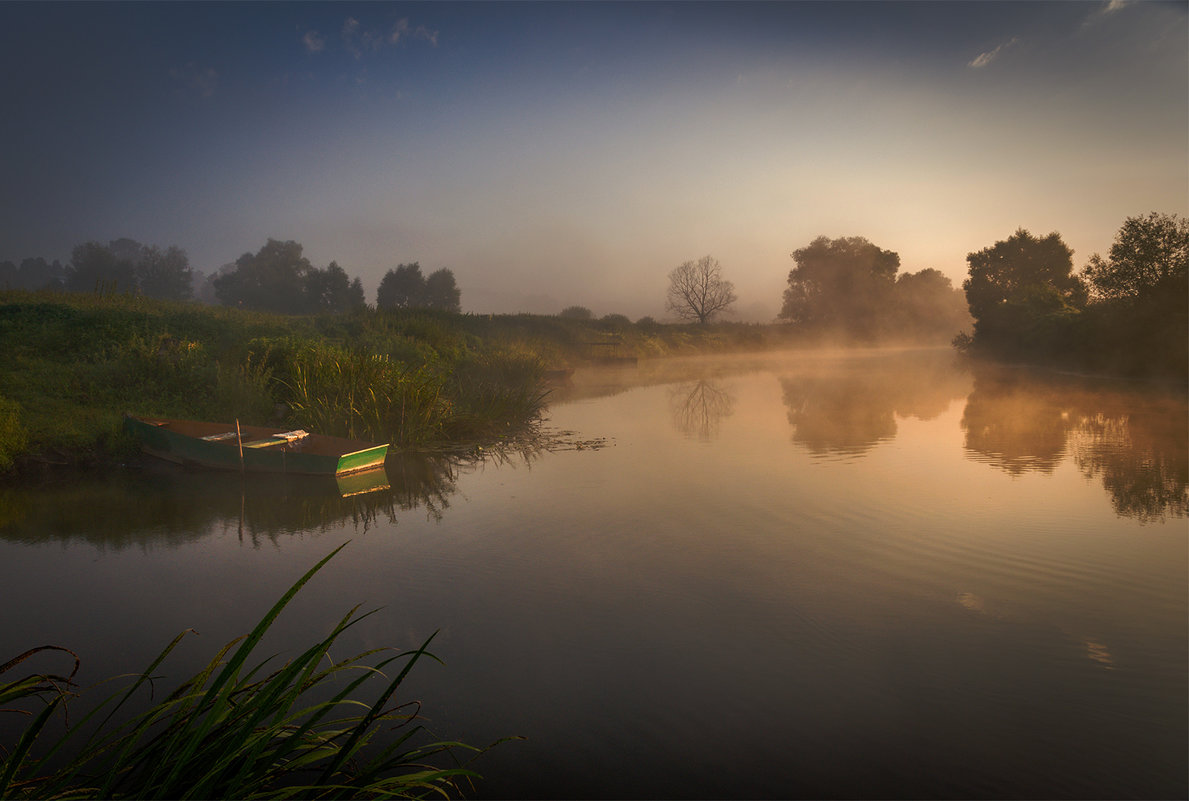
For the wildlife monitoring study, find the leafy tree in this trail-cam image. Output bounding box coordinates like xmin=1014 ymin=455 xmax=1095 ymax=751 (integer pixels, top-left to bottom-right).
xmin=892 ymin=268 xmax=972 ymax=342
xmin=63 ymin=239 xmax=192 ymax=299
xmin=305 ymin=261 xmax=365 ymax=313
xmin=559 ymin=305 xmax=593 ymax=320
xmin=108 ymin=237 xmax=144 ymax=266
xmin=964 ymin=229 xmax=1083 ymax=319
xmin=348 ymin=277 xmax=366 ymax=309
xmin=213 ymin=239 xmax=311 ymax=313
xmin=0 ymin=257 xmax=66 ymax=290
xmin=67 ymin=241 xmax=137 ymax=293
xmin=962 ymin=228 xmax=1085 ymax=356
xmin=376 ymin=263 xmax=425 ymax=310
xmin=137 ymin=245 xmax=193 ymax=301
xmin=666 ymin=255 xmax=737 ymax=324
xmin=423 ymin=268 xmax=461 ymax=313
xmin=1078 ymin=213 xmax=1188 ymax=379
xmin=779 ymin=236 xmax=898 ymax=339
xmin=1083 ymin=212 xmax=1188 ymax=301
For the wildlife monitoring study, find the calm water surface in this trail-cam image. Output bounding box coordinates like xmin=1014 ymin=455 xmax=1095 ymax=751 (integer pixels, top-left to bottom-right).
xmin=1 ymin=349 xmax=1185 ymax=799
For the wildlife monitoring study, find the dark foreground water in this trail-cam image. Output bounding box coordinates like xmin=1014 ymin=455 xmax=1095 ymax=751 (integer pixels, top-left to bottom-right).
xmin=1 ymin=349 xmax=1185 ymax=799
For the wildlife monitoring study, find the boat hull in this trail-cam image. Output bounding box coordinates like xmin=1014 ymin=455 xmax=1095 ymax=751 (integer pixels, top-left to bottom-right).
xmin=124 ymin=416 xmax=388 ymax=476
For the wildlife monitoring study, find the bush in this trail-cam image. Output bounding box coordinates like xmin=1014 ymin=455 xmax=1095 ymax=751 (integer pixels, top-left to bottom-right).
xmin=558 ymin=306 xmax=593 ymax=320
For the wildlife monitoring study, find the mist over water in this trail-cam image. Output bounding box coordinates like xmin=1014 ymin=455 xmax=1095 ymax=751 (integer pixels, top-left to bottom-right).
xmin=1 ymin=349 xmax=1184 ymax=799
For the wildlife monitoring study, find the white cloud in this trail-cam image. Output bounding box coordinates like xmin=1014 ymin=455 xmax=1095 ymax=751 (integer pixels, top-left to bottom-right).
xmin=968 ymin=37 xmax=1020 ymax=69
xmin=302 ymin=30 xmax=325 ymax=54
xmin=1080 ymin=0 xmax=1132 ymax=29
xmin=169 ymin=62 xmax=218 ymax=96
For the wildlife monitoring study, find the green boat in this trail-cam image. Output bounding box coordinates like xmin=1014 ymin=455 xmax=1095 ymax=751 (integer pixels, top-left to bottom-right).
xmin=124 ymin=415 xmax=389 ymax=476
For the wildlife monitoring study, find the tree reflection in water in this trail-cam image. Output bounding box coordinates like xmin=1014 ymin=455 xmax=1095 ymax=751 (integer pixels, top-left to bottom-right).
xmin=780 ymin=350 xmax=969 ymax=458
xmin=962 ymin=366 xmax=1187 ymax=523
xmin=669 ymin=379 xmax=736 ymax=441
xmin=961 ymin=372 xmax=1068 ymax=474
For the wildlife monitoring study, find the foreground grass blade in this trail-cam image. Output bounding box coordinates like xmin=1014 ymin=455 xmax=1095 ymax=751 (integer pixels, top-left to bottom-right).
xmin=0 ymin=542 xmax=504 ymax=800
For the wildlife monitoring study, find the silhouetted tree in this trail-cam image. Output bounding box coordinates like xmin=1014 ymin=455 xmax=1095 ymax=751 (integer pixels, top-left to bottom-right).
xmin=63 ymin=239 xmax=192 ymax=299
xmin=0 ymin=257 xmax=67 ymax=290
xmin=349 ymin=277 xmax=366 ymax=309
xmin=305 ymin=261 xmax=365 ymax=313
xmin=666 ymin=255 xmax=737 ymax=324
xmin=67 ymin=241 xmax=137 ymax=293
xmin=892 ymin=268 xmax=972 ymax=342
xmin=376 ymin=263 xmax=425 ymax=310
xmin=1083 ymin=212 xmax=1188 ymax=302
xmin=779 ymin=236 xmax=898 ymax=340
xmin=1077 ymin=213 xmax=1189 ymax=379
xmin=213 ymin=239 xmax=311 ymax=313
xmin=559 ymin=305 xmax=593 ymax=320
xmin=423 ymin=268 xmax=461 ymax=312
xmin=137 ymin=245 xmax=193 ymax=301
xmin=962 ymin=229 xmax=1085 ymax=357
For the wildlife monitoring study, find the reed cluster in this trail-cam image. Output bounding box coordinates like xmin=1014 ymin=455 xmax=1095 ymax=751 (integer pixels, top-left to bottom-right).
xmin=281 ymin=345 xmax=451 ymax=445
xmin=0 ymin=546 xmax=490 ymax=799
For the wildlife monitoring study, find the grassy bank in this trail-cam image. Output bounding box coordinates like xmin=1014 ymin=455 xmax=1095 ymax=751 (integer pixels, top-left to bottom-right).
xmin=0 ymin=291 xmax=797 ymax=472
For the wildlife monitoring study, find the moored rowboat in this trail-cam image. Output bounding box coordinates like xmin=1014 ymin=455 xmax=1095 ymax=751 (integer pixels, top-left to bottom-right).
xmin=123 ymin=415 xmax=388 ymax=476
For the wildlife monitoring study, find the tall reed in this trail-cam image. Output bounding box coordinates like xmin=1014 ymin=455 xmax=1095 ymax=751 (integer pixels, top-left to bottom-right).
xmin=281 ymin=344 xmax=451 ymax=445
xmin=0 ymin=545 xmax=493 ymax=799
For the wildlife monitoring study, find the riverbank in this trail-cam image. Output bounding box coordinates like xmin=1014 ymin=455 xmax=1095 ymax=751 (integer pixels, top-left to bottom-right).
xmin=0 ymin=292 xmax=796 ymax=473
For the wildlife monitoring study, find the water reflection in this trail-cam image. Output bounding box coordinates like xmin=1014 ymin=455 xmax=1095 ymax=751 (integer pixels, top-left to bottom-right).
xmin=962 ymin=366 xmax=1188 ymax=522
xmin=669 ymin=380 xmax=736 ymax=441
xmin=0 ymin=451 xmax=465 ymax=548
xmin=961 ymin=372 xmax=1067 ymax=474
xmin=780 ymin=350 xmax=970 ymax=458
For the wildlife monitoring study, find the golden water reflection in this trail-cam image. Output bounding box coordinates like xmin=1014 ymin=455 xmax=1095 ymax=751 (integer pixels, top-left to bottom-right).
xmin=779 ymin=350 xmax=970 ymax=457
xmin=962 ymin=366 xmax=1187 ymax=523
xmin=669 ymin=380 xmax=736 ymax=441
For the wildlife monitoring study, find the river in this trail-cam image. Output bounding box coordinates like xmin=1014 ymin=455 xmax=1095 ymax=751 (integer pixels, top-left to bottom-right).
xmin=1 ymin=348 xmax=1185 ymax=799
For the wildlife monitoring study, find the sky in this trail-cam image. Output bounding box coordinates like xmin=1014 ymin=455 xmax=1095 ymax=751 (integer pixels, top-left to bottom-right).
xmin=1 ymin=1 xmax=1185 ymax=321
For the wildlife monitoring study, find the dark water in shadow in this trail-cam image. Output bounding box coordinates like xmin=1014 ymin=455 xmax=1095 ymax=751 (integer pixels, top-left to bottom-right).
xmin=1 ymin=349 xmax=1184 ymax=798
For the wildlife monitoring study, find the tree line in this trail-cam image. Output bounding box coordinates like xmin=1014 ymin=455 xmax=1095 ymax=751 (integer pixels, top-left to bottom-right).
xmin=662 ymin=211 xmax=1185 ymax=378
xmin=664 ymin=240 xmax=971 ymax=343
xmin=958 ymin=211 xmax=1186 ymax=379
xmin=0 ymin=238 xmax=460 ymax=315
xmin=7 ymin=211 xmax=1184 ymax=378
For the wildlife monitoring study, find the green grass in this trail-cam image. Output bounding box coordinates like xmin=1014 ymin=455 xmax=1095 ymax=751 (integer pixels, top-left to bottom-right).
xmin=0 ymin=290 xmax=799 ymax=470
xmin=0 ymin=545 xmax=500 ymax=799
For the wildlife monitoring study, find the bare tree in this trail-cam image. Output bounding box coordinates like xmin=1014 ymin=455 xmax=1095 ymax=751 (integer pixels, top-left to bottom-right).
xmin=665 ymin=255 xmax=737 ymax=324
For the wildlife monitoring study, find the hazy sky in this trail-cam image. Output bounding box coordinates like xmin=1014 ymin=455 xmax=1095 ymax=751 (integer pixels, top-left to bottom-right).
xmin=2 ymin=1 xmax=1185 ymax=320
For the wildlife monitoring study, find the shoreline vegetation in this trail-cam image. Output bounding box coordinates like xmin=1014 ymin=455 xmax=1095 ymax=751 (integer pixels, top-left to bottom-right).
xmin=0 ymin=287 xmax=1183 ymax=476
xmin=0 ymin=288 xmax=922 ymax=475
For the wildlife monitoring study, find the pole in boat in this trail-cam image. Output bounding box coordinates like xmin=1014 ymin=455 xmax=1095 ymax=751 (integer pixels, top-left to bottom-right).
xmin=235 ymin=418 xmax=245 ymax=473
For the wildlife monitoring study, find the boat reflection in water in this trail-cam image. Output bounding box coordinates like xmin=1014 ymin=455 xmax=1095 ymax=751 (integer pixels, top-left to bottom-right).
xmin=0 ymin=450 xmax=471 ymax=549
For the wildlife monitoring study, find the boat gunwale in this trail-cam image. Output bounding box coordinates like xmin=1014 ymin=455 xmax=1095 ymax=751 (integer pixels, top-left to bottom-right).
xmin=125 ymin=415 xmax=389 ymax=476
